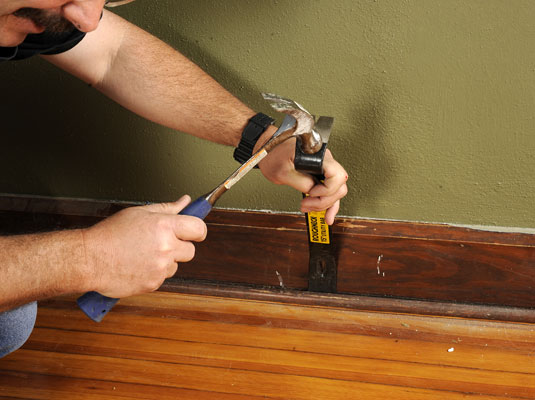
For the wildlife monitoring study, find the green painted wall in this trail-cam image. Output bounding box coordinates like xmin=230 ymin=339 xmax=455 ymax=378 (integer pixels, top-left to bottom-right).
xmin=1 ymin=0 xmax=534 ymax=228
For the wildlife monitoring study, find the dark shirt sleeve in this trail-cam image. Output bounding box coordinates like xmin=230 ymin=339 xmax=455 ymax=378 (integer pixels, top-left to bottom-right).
xmin=0 ymin=29 xmax=86 ymax=61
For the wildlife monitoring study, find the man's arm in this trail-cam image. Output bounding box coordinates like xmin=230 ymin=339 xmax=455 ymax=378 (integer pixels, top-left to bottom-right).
xmin=43 ymin=10 xmax=254 ymax=146
xmin=0 ymin=229 xmax=87 ymax=312
xmin=0 ymin=196 xmax=206 ymax=312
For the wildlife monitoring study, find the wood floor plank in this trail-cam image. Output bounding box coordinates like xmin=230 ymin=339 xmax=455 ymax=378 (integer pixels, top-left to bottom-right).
xmin=58 ymin=292 xmax=535 ymax=349
xmin=2 ymin=350 xmax=528 ymax=400
xmin=34 ymin=305 xmax=535 ymax=374
xmin=18 ymin=327 xmax=535 ymax=398
xmin=0 ymin=370 xmax=266 ymax=400
xmin=1 ymin=292 xmax=534 ymax=399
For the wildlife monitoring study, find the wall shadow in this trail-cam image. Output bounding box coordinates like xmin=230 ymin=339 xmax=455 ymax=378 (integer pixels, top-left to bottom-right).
xmin=338 ymin=92 xmax=396 ymax=216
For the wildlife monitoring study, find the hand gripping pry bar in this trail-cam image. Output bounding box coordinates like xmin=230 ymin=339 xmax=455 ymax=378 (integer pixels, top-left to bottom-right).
xmin=262 ymin=93 xmax=336 ymax=293
xmin=77 ymin=93 xmax=332 ymax=322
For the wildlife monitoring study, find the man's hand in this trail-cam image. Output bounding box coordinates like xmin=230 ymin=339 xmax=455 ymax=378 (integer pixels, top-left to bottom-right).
xmin=256 ymin=130 xmax=348 ymax=225
xmin=82 ymin=195 xmax=207 ymax=298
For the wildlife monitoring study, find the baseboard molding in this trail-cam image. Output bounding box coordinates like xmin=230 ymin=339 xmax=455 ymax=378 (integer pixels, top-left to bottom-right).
xmin=1 ymin=194 xmax=534 ymax=321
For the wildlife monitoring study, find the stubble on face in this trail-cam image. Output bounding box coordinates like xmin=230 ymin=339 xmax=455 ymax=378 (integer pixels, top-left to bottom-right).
xmin=13 ymin=7 xmax=75 ymax=35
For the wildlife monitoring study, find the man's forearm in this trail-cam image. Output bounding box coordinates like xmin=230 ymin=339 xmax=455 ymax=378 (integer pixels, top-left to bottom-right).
xmin=44 ymin=10 xmax=255 ymax=147
xmin=98 ymin=21 xmax=255 ymax=146
xmin=0 ymin=230 xmax=90 ymax=311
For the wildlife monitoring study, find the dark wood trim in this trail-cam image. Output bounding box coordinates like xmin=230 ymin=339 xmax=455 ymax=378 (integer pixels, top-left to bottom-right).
xmin=1 ymin=193 xmax=534 ymax=320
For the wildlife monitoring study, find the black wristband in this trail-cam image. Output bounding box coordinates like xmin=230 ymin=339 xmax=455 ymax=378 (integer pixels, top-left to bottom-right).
xmin=233 ymin=113 xmax=275 ymax=164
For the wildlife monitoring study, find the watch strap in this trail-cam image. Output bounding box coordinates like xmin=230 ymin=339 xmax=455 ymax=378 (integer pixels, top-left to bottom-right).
xmin=233 ymin=113 xmax=274 ymax=164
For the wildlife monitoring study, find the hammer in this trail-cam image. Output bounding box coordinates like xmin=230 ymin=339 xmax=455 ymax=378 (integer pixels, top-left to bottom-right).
xmin=261 ymin=93 xmax=333 ymax=175
xmin=77 ymin=93 xmax=330 ymax=322
xmin=174 ymin=93 xmax=333 ymax=217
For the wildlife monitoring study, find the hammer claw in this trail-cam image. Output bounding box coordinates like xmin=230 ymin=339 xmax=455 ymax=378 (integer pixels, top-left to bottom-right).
xmin=262 ymin=92 xmax=322 ymax=154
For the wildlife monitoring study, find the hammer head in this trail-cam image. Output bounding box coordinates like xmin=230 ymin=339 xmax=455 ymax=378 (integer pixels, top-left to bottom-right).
xmin=262 ymin=93 xmax=323 ymax=154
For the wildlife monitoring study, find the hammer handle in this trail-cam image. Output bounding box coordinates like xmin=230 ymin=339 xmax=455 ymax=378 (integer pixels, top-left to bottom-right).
xmin=76 ymin=291 xmax=119 ymax=323
xmin=76 ymin=196 xmax=212 ymax=322
xmin=179 ymin=196 xmax=212 ymax=219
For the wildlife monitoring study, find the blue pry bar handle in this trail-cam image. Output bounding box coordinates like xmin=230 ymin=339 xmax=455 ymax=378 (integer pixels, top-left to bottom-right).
xmin=76 ymin=196 xmax=212 ymax=322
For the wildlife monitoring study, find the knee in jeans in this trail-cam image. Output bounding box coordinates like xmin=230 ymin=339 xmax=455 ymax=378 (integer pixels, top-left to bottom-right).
xmin=0 ymin=302 xmax=37 ymax=358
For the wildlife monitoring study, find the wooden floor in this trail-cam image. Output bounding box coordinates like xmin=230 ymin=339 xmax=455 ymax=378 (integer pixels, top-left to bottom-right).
xmin=0 ymin=292 xmax=534 ymax=399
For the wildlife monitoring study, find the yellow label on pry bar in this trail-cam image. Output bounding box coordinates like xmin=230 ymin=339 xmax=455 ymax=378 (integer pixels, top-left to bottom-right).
xmin=307 ymin=210 xmax=330 ymax=244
